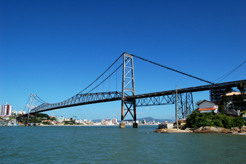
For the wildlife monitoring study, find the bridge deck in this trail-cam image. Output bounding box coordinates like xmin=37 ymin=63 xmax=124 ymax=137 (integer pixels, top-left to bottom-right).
xmin=17 ymin=79 xmax=245 ymax=118
xmin=128 ymin=79 xmax=246 ymax=99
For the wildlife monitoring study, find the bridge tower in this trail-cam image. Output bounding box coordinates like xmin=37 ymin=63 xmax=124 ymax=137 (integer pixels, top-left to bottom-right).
xmin=120 ymin=53 xmax=138 ymax=128
xmin=27 ymin=94 xmax=37 ymax=124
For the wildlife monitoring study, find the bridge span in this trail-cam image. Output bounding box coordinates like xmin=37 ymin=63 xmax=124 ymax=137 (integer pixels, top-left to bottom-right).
xmin=19 ymin=79 xmax=245 ymax=120
xmin=17 ymin=53 xmax=245 ymax=128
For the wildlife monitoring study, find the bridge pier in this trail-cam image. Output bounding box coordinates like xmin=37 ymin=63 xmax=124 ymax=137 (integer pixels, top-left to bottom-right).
xmin=119 ymin=123 xmax=125 ymax=128
xmin=133 ymin=123 xmax=138 ymax=128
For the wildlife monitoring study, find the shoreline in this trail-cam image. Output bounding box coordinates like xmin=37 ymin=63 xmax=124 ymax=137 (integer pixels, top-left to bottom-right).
xmin=154 ymin=126 xmax=246 ymax=135
xmin=40 ymin=124 xmax=159 ymax=126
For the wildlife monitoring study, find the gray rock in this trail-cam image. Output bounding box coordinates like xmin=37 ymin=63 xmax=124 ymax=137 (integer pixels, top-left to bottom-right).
xmin=231 ymin=127 xmax=240 ymax=133
xmin=193 ymin=126 xmax=230 ymax=133
xmin=241 ymin=126 xmax=246 ymax=133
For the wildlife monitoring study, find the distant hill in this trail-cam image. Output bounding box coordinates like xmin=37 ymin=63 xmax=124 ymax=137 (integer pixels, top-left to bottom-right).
xmin=92 ymin=117 xmax=172 ymax=123
xmin=137 ymin=117 xmax=172 ymax=123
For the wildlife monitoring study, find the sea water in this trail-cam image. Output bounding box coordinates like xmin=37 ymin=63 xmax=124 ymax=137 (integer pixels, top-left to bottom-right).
xmin=1 ymin=125 xmax=246 ymax=164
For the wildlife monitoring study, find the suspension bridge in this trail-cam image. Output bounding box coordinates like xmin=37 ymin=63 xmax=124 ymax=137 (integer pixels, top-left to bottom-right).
xmin=17 ymin=52 xmax=246 ymax=128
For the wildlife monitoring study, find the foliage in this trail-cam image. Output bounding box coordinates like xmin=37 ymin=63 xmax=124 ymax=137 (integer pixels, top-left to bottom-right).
xmin=64 ymin=121 xmax=75 ymax=125
xmin=42 ymin=122 xmax=50 ymax=125
xmin=236 ymin=81 xmax=246 ymax=94
xmin=218 ymin=105 xmax=224 ymax=112
xmin=36 ymin=113 xmax=50 ymax=119
xmin=186 ymin=109 xmax=245 ymax=129
xmin=50 ymin=117 xmax=56 ymax=121
xmin=25 ymin=117 xmax=42 ymax=123
xmin=23 ymin=113 xmax=55 ymax=124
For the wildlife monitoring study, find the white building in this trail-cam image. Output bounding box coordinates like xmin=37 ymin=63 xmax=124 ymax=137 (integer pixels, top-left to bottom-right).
xmin=198 ymin=100 xmax=218 ymax=113
xmin=108 ymin=120 xmax=114 ymax=125
xmin=18 ymin=110 xmax=26 ymax=115
xmin=12 ymin=110 xmax=17 ymax=116
xmin=1 ymin=103 xmax=13 ymax=116
xmin=112 ymin=118 xmax=117 ymax=124
xmin=75 ymin=119 xmax=83 ymax=124
xmin=56 ymin=116 xmax=65 ymax=123
xmin=93 ymin=122 xmax=101 ymax=125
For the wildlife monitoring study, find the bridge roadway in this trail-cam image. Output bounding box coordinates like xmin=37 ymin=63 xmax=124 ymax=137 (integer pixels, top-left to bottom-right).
xmin=130 ymin=79 xmax=246 ymax=98
xmin=130 ymin=79 xmax=246 ymax=107
xmin=18 ymin=79 xmax=245 ymax=118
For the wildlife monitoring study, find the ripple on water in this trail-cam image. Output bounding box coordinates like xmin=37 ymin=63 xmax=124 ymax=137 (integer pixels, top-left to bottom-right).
xmin=1 ymin=126 xmax=246 ymax=163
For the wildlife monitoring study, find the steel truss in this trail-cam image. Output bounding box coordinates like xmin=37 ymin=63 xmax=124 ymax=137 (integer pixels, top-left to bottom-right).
xmin=176 ymin=92 xmax=194 ymax=119
xmin=30 ymin=91 xmax=122 ymax=113
xmin=121 ymin=53 xmax=136 ymax=122
xmin=134 ymin=94 xmax=175 ymax=107
xmin=132 ymin=92 xmax=194 ymax=119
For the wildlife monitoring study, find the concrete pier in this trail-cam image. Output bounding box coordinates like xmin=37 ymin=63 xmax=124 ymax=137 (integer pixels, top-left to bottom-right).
xmin=119 ymin=123 xmax=125 ymax=128
xmin=133 ymin=123 xmax=138 ymax=128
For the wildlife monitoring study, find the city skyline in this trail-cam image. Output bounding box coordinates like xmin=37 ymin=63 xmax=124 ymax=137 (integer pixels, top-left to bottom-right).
xmin=1 ymin=0 xmax=245 ymax=120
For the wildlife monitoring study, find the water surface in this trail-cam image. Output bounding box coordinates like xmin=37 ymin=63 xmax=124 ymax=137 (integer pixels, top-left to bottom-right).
xmin=1 ymin=126 xmax=246 ymax=163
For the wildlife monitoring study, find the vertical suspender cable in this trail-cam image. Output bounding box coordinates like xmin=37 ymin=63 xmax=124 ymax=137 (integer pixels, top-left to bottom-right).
xmin=109 ymin=69 xmax=110 ymax=91
xmin=78 ymin=53 xmax=123 ymax=94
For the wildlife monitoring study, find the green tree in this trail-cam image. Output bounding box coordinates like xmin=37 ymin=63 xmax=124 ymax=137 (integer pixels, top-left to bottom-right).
xmin=43 ymin=122 xmax=50 ymax=125
xmin=36 ymin=113 xmax=49 ymax=118
xmin=218 ymin=105 xmax=224 ymax=112
xmin=50 ymin=117 xmax=56 ymax=121
xmin=186 ymin=110 xmax=245 ymax=128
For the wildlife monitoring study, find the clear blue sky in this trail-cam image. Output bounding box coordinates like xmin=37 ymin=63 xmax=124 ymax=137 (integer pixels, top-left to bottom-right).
xmin=0 ymin=0 xmax=245 ymax=120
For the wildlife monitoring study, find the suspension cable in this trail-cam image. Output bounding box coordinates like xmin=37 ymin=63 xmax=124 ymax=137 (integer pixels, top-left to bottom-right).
xmin=34 ymin=53 xmax=124 ymax=105
xmin=78 ymin=53 xmax=124 ymax=94
xmin=116 ymin=61 xmax=118 ymax=91
xmin=214 ymin=60 xmax=246 ymax=83
xmin=25 ymin=96 xmax=36 ymax=112
xmin=36 ymin=95 xmax=47 ymax=103
xmin=131 ymin=54 xmax=215 ymax=85
xmin=109 ymin=68 xmax=110 ymax=91
xmin=86 ymin=64 xmax=123 ymax=93
xmin=35 ymin=98 xmax=45 ymax=104
xmin=23 ymin=96 xmax=30 ymax=112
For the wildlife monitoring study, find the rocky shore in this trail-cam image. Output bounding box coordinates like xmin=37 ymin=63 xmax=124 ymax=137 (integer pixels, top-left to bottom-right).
xmin=154 ymin=128 xmax=193 ymax=133
xmin=154 ymin=126 xmax=246 ymax=135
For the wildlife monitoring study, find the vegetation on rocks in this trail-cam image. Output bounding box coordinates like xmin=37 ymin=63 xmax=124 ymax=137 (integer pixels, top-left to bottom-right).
xmin=186 ymin=109 xmax=245 ymax=129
